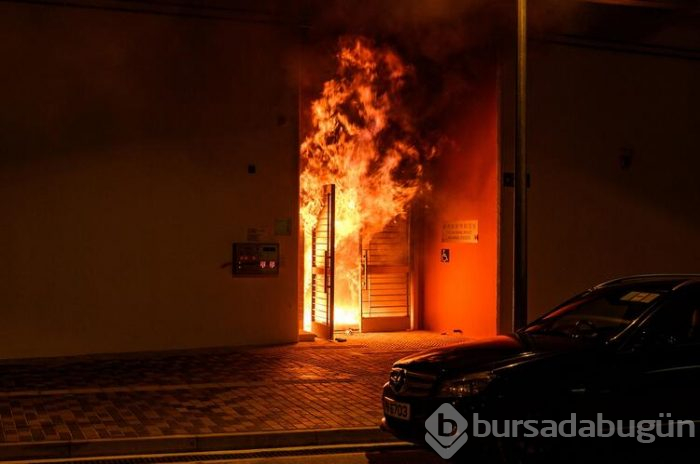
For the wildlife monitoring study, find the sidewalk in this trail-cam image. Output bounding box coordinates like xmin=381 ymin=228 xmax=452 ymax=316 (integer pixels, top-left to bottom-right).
xmin=0 ymin=331 xmax=468 ymax=459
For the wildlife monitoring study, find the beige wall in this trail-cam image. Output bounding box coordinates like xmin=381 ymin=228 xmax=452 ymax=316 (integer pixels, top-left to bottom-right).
xmin=0 ymin=3 xmax=300 ymax=358
xmin=525 ymin=42 xmax=700 ymax=319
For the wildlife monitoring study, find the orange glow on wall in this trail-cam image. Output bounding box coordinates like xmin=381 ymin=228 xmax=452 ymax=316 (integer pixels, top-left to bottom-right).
xmin=421 ymin=78 xmax=499 ymax=339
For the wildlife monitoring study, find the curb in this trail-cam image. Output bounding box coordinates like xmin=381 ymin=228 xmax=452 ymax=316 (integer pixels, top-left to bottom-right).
xmin=0 ymin=427 xmax=399 ymax=461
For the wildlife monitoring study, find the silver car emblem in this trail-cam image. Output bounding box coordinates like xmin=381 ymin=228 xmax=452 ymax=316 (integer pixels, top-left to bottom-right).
xmin=389 ymin=368 xmax=407 ymax=394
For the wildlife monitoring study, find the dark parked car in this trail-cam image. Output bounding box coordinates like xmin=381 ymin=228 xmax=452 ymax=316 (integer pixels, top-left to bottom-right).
xmin=381 ymin=275 xmax=700 ymax=462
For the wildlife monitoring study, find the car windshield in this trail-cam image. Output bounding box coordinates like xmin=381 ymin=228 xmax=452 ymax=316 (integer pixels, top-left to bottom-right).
xmin=522 ymin=286 xmax=668 ymax=341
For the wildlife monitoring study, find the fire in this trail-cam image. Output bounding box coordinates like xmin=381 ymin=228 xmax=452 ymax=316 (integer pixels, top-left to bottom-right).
xmin=300 ymin=37 xmax=434 ymax=332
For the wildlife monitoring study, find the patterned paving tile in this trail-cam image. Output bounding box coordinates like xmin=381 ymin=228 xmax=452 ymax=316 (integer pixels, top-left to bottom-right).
xmin=0 ymin=331 xmax=469 ymax=443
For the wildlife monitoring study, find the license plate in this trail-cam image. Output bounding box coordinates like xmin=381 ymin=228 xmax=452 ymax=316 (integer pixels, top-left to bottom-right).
xmin=383 ymin=397 xmax=411 ymax=421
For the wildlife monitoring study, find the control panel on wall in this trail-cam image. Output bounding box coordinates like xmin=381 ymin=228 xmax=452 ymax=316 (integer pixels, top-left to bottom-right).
xmin=232 ymin=243 xmax=279 ymax=276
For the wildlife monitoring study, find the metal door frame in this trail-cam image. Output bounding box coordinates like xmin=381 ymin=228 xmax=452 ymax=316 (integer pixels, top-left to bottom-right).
xmin=310 ymin=184 xmax=335 ymax=339
xmin=360 ymin=214 xmax=411 ymax=332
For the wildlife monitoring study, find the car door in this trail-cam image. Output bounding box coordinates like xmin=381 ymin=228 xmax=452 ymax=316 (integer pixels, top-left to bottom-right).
xmin=615 ymin=284 xmax=700 ymax=421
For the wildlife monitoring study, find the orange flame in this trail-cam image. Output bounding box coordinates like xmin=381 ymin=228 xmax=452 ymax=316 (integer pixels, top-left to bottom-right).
xmin=300 ymin=37 xmax=434 ymax=331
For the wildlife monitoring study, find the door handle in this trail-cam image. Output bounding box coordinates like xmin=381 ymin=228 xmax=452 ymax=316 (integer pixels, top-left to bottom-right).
xmin=362 ymin=249 xmax=368 ymax=290
xmin=324 ymin=250 xmax=332 ymax=292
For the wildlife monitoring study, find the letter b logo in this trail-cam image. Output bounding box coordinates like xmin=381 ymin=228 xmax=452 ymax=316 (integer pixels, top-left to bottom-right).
xmin=425 ymin=404 xmax=469 ymax=459
xmin=438 ymin=413 xmax=458 ymax=436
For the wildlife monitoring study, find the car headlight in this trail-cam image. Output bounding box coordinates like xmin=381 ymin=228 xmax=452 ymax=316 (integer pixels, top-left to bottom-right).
xmin=438 ymin=372 xmax=494 ymax=397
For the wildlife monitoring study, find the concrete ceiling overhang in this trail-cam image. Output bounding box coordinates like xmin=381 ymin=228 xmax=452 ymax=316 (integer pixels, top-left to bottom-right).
xmin=534 ymin=0 xmax=700 ymax=57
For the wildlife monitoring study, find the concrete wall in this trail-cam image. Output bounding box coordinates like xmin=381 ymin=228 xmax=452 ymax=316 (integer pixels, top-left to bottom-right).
xmin=525 ymin=42 xmax=700 ymax=319
xmin=420 ymin=77 xmax=499 ymax=338
xmin=0 ymin=3 xmax=300 ymax=358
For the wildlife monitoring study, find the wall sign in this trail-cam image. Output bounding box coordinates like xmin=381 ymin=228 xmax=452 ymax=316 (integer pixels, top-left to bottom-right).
xmin=442 ymin=220 xmax=478 ymax=243
xmin=441 ymin=249 xmax=450 ymax=263
xmin=274 ymin=218 xmax=292 ymax=236
xmin=247 ymin=227 xmax=272 ymax=242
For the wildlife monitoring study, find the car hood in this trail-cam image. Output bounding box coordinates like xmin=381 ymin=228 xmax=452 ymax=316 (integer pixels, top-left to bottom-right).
xmin=393 ymin=334 xmax=588 ymax=374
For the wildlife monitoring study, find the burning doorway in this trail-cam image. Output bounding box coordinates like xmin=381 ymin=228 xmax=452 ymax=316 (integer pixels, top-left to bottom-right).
xmin=300 ymin=38 xmax=432 ymax=338
xmin=305 ymin=184 xmax=413 ymax=338
xmin=299 ymin=32 xmax=500 ymax=341
xmin=305 ymin=184 xmax=412 ymax=338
